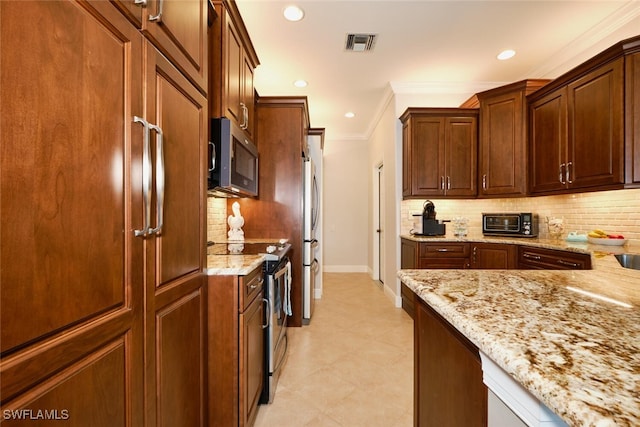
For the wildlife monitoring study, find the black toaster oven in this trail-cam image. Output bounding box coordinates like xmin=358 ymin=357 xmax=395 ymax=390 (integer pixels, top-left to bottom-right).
xmin=482 ymin=213 xmax=538 ymax=237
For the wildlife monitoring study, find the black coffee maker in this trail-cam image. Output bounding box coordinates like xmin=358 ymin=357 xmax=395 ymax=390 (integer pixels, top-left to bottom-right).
xmin=421 ymin=200 xmax=446 ymax=236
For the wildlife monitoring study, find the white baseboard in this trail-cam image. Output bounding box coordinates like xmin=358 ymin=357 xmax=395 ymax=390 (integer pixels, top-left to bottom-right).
xmin=323 ymin=265 xmax=369 ymax=273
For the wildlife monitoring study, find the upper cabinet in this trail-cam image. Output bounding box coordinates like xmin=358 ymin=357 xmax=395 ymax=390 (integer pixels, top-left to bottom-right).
xmin=477 ymin=80 xmax=549 ymax=197
xmin=528 ymin=35 xmax=640 ymax=195
xmin=625 ymin=50 xmax=640 ymax=187
xmin=401 ymin=108 xmax=478 ymax=199
xmin=210 ymin=0 xmax=260 ymax=138
xmin=113 ymin=0 xmax=209 ymax=93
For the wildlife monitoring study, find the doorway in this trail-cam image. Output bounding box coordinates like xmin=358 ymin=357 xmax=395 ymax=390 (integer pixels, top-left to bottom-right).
xmin=374 ymin=163 xmax=385 ymax=285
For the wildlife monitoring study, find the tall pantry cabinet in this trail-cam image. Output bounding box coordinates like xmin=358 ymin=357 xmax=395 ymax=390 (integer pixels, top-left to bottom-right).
xmin=0 ymin=1 xmax=208 ymax=426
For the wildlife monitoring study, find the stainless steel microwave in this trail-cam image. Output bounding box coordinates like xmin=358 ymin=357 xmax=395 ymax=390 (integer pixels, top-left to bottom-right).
xmin=482 ymin=213 xmax=538 ymax=237
xmin=208 ymin=118 xmax=258 ymax=197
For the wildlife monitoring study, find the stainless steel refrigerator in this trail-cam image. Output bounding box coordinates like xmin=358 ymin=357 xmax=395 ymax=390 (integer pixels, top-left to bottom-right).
xmin=302 ymin=157 xmax=319 ymax=323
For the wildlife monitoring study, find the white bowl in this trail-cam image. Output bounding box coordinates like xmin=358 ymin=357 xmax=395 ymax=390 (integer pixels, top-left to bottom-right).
xmin=587 ymin=236 xmax=627 ymax=246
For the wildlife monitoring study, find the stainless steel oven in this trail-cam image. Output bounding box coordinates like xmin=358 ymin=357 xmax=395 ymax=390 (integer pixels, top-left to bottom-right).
xmin=261 ymin=249 xmax=291 ymax=404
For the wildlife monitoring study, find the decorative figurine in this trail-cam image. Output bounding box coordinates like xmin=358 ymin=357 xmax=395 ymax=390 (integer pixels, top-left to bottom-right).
xmin=227 ymin=201 xmax=245 ymax=241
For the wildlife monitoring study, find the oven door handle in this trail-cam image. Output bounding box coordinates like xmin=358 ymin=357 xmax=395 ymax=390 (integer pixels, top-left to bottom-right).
xmin=262 ymin=298 xmax=270 ymax=329
xmin=274 ymin=264 xmax=289 ymax=281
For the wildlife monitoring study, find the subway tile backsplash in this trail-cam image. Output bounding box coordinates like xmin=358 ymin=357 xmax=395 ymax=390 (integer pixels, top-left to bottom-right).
xmin=207 ymin=197 xmax=228 ymax=243
xmin=401 ymin=188 xmax=640 ymax=243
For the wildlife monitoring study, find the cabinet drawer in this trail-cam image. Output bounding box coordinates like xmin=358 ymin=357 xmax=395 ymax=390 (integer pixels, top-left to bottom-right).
xmin=240 ymin=265 xmax=264 ymax=311
xmin=418 ymin=258 xmax=469 ymax=269
xmin=518 ymin=246 xmax=591 ymax=270
xmin=420 ymin=242 xmax=470 ymax=258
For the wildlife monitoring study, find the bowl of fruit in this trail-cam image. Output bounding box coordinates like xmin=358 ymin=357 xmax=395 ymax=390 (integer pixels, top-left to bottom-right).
xmin=587 ymin=229 xmax=627 ymax=246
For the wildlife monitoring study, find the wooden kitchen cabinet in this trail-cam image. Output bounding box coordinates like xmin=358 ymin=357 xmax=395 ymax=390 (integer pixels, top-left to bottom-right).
xmin=231 ymin=96 xmax=309 ymax=327
xmin=477 ymin=80 xmax=549 ymax=197
xmin=0 ymin=1 xmax=207 ymax=425
xmin=529 ymin=57 xmax=625 ymax=195
xmin=112 ymin=0 xmax=209 ymax=93
xmin=401 ymin=108 xmax=478 ymax=199
xmin=210 ymin=0 xmax=259 ymax=138
xmin=518 ymin=246 xmax=592 ymax=270
xmin=625 ymin=51 xmax=640 ymax=187
xmin=415 ymin=296 xmax=487 ymax=427
xmin=144 ymin=43 xmax=208 ymax=427
xmin=419 ymin=242 xmax=471 ymax=269
xmin=470 ymin=243 xmax=517 ymax=269
xmin=207 ymin=266 xmax=265 ymax=427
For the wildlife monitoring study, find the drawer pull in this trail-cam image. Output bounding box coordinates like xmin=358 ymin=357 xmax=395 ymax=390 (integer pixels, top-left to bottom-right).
xmin=557 ymin=259 xmax=579 ymax=268
xmin=523 ymin=252 xmax=542 ymax=260
xmin=247 ymin=277 xmax=264 ymax=291
xmin=437 ymin=248 xmax=450 ymax=252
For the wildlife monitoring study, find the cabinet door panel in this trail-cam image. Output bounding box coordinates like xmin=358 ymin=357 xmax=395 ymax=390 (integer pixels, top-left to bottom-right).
xmin=480 ymin=94 xmax=524 ymax=196
xmin=412 ymin=118 xmax=445 ymax=196
xmin=242 ymin=54 xmax=256 ymax=137
xmin=568 ymin=59 xmax=624 ymax=189
xmin=2 ymin=339 xmax=129 ymax=427
xmin=156 ymin=290 xmax=205 ymax=426
xmin=529 ymin=89 xmax=567 ymax=194
xmin=471 ymin=243 xmax=516 ymax=269
xmin=146 ymin=48 xmax=206 ymax=287
xmin=143 ymin=0 xmax=208 ymax=92
xmin=240 ymin=293 xmax=264 ymax=427
xmin=0 ymin=0 xmax=144 ymax=388
xmin=415 ymin=299 xmax=486 ymax=427
xmin=224 ymin=17 xmax=244 ymax=125
xmin=402 ymin=122 xmax=412 ymax=197
xmin=446 ymin=117 xmax=477 ymax=196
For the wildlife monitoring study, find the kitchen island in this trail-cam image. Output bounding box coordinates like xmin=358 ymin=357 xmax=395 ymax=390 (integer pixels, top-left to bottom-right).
xmin=399 ymin=244 xmax=640 ymax=426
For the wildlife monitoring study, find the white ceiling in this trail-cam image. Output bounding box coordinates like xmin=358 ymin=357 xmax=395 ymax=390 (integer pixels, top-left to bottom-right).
xmin=235 ymin=0 xmax=640 ymax=141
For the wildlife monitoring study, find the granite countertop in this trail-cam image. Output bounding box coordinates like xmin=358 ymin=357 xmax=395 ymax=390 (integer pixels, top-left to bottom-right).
xmin=398 ymin=240 xmax=640 ymax=426
xmin=204 ymin=238 xmax=274 ymax=276
xmin=205 ymin=253 xmax=265 ymax=276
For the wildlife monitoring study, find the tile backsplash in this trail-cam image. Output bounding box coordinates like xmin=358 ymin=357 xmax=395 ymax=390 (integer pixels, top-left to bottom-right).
xmin=207 ymin=197 xmax=228 ymax=243
xmin=401 ymin=188 xmax=640 ymax=243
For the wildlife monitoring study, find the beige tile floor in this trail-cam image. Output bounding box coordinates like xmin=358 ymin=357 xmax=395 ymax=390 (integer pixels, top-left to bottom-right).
xmin=254 ymin=273 xmax=414 ymax=427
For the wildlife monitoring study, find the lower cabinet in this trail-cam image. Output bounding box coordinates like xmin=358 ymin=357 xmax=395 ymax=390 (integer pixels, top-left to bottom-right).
xmin=470 ymin=243 xmax=517 ymax=269
xmin=415 ymin=297 xmax=487 ymax=427
xmin=518 ymin=246 xmax=591 ymax=269
xmin=419 ymin=242 xmax=471 ymax=269
xmin=207 ymin=265 xmax=265 ymax=427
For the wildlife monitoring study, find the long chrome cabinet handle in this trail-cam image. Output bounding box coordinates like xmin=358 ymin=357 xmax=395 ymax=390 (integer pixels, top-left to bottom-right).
xmin=262 ymin=298 xmax=270 ymax=329
xmin=149 ymin=124 xmax=164 ymax=235
xmin=239 ymin=102 xmax=248 ymax=130
xmin=559 ymin=163 xmax=566 ymax=185
xmin=149 ymin=0 xmax=163 ymax=21
xmin=208 ymin=141 xmax=216 ymax=172
xmin=566 ymin=161 xmax=573 ymax=184
xmin=134 ymin=116 xmax=152 ymax=237
xmin=482 ymin=174 xmax=487 ymax=190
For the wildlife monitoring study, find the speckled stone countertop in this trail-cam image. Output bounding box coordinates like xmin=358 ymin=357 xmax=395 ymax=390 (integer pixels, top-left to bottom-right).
xmin=204 ymin=239 xmax=274 ymax=276
xmin=398 ymin=237 xmax=640 ymax=426
xmin=205 ymin=254 xmax=264 ymax=276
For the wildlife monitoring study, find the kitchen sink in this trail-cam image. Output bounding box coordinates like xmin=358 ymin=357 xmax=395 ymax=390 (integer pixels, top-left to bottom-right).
xmin=614 ymin=254 xmax=640 ymax=270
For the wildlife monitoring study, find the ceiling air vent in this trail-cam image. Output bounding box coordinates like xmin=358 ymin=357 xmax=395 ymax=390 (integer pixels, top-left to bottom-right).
xmin=345 ymin=33 xmax=377 ymax=52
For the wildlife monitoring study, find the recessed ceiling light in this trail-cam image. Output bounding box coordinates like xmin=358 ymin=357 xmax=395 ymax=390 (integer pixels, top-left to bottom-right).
xmin=345 ymin=112 xmax=355 ymax=118
xmin=283 ymin=5 xmax=304 ymax=22
xmin=294 ymin=79 xmax=308 ymax=88
xmin=497 ymin=49 xmax=516 ymax=60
